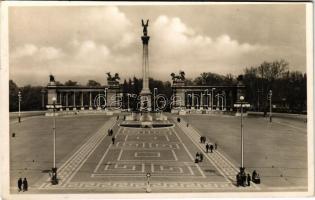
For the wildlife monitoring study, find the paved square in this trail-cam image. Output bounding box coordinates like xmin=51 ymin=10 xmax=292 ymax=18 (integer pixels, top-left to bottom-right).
xmin=9 ymin=113 xmax=307 ymax=193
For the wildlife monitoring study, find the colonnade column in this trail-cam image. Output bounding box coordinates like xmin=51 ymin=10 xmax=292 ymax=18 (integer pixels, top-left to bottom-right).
xmin=66 ymin=92 xmax=69 ymax=111
xmin=59 ymin=92 xmax=63 ymax=111
xmin=216 ymin=94 xmax=220 ymax=110
xmin=89 ymin=92 xmax=92 ymax=110
xmin=73 ymin=91 xmax=76 ymax=111
xmin=81 ymin=92 xmax=84 ymax=110
xmin=200 ymin=92 xmax=203 ymax=109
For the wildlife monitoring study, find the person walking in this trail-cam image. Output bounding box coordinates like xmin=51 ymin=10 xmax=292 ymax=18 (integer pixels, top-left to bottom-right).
xmin=214 ymin=143 xmax=217 ymax=150
xmin=195 ymin=152 xmax=200 ymax=163
xmin=236 ymin=173 xmax=240 ymax=187
xmin=247 ymin=174 xmax=251 ymax=186
xmin=17 ymin=178 xmax=22 ymax=192
xmin=112 ymin=136 xmax=116 ymax=144
xmin=210 ymin=144 xmax=214 ymax=153
xmin=206 ymin=144 xmax=209 ymax=153
xmin=199 ymin=153 xmax=203 ymax=162
xmin=22 ymin=178 xmax=28 ymax=192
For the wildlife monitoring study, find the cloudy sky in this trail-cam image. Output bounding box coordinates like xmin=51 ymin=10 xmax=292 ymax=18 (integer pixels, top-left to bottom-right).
xmin=9 ymin=4 xmax=306 ymax=86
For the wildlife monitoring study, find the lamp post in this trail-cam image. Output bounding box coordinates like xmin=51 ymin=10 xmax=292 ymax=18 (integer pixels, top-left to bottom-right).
xmin=146 ymin=172 xmax=151 ymax=193
xmin=239 ymin=95 xmax=245 ymax=171
xmin=127 ymin=93 xmax=130 ymax=112
xmin=153 ymin=88 xmax=157 ymax=112
xmin=104 ymin=88 xmax=107 ymax=109
xmin=269 ymin=90 xmax=272 ymax=122
xmin=18 ymin=90 xmax=21 ymax=123
xmin=51 ymin=97 xmax=58 ymax=185
xmin=211 ymin=88 xmax=216 ymax=110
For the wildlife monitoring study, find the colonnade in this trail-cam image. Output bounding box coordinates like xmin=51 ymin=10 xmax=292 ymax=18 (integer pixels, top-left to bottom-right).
xmin=185 ymin=91 xmax=228 ymax=111
xmin=54 ymin=90 xmax=107 ymax=111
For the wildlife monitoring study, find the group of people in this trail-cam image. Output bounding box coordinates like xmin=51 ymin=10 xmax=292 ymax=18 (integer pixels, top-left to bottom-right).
xmin=195 ymin=152 xmax=204 ymax=163
xmin=200 ymin=136 xmax=218 ymax=153
xmin=205 ymin=143 xmax=217 ymax=153
xmin=236 ymin=170 xmax=260 ymax=187
xmin=200 ymin=136 xmax=206 ymax=143
xmin=17 ymin=178 xmax=28 ymax=192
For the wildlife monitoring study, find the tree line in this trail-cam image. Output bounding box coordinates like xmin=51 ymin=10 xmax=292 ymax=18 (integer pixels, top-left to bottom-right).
xmin=9 ymin=59 xmax=307 ymax=113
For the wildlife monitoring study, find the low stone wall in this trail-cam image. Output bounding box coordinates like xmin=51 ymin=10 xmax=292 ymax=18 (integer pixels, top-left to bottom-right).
xmin=10 ymin=111 xmax=46 ymax=120
xmin=247 ymin=111 xmax=307 ymax=120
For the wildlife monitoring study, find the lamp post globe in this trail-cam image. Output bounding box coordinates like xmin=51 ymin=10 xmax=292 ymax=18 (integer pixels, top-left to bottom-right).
xmin=240 ymin=96 xmax=244 ymax=101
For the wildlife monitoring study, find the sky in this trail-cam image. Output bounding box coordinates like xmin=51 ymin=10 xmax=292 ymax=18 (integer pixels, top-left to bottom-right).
xmin=9 ymin=3 xmax=307 ymax=86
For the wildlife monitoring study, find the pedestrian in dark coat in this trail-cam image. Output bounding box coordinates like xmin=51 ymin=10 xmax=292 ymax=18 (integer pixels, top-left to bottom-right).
xmin=242 ymin=173 xmax=246 ymax=187
xmin=252 ymin=170 xmax=257 ymax=179
xmin=199 ymin=153 xmax=203 ymax=162
xmin=247 ymin=174 xmax=251 ymax=186
xmin=236 ymin=173 xmax=240 ymax=187
xmin=210 ymin=145 xmax=214 ymax=153
xmin=112 ymin=137 xmax=115 ymax=144
xmin=206 ymin=144 xmax=209 ymax=153
xmin=17 ymin=178 xmax=22 ymax=192
xmin=200 ymin=136 xmax=203 ymax=143
xmin=214 ymin=143 xmax=217 ymax=150
xmin=22 ymin=178 xmax=28 ymax=192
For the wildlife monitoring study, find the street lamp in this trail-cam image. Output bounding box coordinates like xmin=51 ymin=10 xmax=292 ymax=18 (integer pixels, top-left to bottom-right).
xmin=104 ymin=88 xmax=108 ymax=109
xmin=239 ymin=95 xmax=245 ymax=172
xmin=269 ymin=90 xmax=272 ymax=122
xmin=127 ymin=93 xmax=130 ymax=112
xmin=146 ymin=172 xmax=151 ymax=193
xmin=211 ymin=88 xmax=216 ymax=110
xmin=51 ymin=97 xmax=58 ymax=185
xmin=18 ymin=90 xmax=21 ymax=123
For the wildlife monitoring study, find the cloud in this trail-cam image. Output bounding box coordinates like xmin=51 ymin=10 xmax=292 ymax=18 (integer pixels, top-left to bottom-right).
xmin=150 ymin=15 xmax=267 ymax=78
xmin=10 ymin=7 xmax=304 ymax=86
xmin=12 ymin=44 xmax=64 ymax=61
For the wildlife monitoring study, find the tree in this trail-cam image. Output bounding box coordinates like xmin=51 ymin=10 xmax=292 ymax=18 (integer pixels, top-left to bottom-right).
xmin=64 ymin=80 xmax=78 ymax=86
xmin=9 ymin=80 xmax=19 ymax=111
xmin=86 ymin=80 xmax=101 ymax=86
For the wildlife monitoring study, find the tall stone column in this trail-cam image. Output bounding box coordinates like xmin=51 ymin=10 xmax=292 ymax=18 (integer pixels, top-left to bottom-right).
xmin=140 ymin=19 xmax=151 ymax=112
xmin=89 ymin=92 xmax=92 ymax=110
xmin=200 ymin=92 xmax=203 ymax=109
xmin=192 ymin=93 xmax=195 ymax=109
xmin=66 ymin=92 xmax=69 ymax=111
xmin=81 ymin=92 xmax=84 ymax=110
xmin=59 ymin=92 xmax=63 ymax=111
xmin=73 ymin=91 xmax=76 ymax=111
